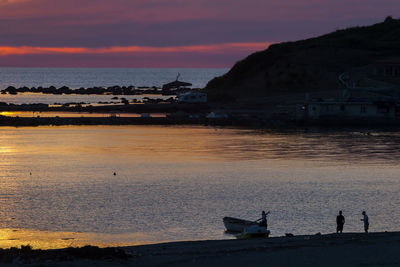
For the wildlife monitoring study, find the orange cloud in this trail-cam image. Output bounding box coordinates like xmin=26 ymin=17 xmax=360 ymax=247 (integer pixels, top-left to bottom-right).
xmin=0 ymin=42 xmax=272 ymax=56
xmin=0 ymin=0 xmax=29 ymax=5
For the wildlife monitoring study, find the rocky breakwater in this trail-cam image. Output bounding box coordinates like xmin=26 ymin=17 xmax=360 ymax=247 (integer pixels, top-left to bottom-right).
xmin=1 ymin=85 xmax=203 ymax=96
xmin=1 ymin=85 xmax=160 ymax=95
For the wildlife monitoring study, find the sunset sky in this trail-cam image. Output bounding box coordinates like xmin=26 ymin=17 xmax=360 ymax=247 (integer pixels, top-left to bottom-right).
xmin=0 ymin=0 xmax=398 ymax=67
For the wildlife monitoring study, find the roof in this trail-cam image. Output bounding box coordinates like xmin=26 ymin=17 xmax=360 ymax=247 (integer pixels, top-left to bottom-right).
xmin=308 ymin=100 xmax=396 ymax=105
xmin=375 ymin=58 xmax=400 ymax=65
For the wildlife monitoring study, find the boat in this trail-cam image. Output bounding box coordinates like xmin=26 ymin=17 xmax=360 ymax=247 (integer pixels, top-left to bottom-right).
xmin=242 ymin=225 xmax=270 ymax=237
xmin=223 ymin=216 xmax=258 ymax=233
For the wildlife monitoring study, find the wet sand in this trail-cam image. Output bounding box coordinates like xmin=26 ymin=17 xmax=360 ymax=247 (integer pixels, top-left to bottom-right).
xmin=2 ymin=232 xmax=400 ymax=266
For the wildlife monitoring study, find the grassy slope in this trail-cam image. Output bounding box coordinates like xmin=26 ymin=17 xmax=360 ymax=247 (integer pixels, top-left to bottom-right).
xmin=205 ymin=17 xmax=400 ymax=100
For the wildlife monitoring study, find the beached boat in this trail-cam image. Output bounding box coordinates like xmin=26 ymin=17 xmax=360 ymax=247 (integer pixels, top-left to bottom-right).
xmin=242 ymin=225 xmax=270 ymax=237
xmin=223 ymin=216 xmax=258 ymax=233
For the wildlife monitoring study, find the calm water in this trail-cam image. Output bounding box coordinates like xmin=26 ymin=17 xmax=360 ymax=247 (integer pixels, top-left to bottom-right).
xmin=0 ymin=68 xmax=228 ymax=89
xmin=0 ymin=68 xmax=227 ymax=105
xmin=0 ymin=126 xmax=399 ymax=248
xmin=0 ymin=93 xmax=171 ymax=105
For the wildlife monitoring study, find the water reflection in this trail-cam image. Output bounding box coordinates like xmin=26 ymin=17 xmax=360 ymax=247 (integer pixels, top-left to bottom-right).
xmin=0 ymin=126 xmax=400 ymax=248
xmin=0 ymin=111 xmax=166 ymax=118
xmin=199 ymin=129 xmax=400 ymax=164
xmin=1 ymin=126 xmax=400 ymax=164
xmin=0 ymin=228 xmax=156 ymax=249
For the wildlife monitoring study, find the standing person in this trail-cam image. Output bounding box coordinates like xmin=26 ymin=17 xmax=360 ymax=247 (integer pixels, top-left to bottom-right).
xmin=336 ymin=210 xmax=345 ymax=233
xmin=361 ymin=211 xmax=369 ymax=233
xmin=258 ymin=211 xmax=269 ymax=228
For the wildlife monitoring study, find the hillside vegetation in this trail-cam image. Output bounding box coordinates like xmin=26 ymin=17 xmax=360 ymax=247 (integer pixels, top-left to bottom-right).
xmin=205 ymin=17 xmax=400 ymax=101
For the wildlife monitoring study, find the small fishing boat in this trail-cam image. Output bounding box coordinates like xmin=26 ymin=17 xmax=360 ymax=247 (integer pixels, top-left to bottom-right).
xmin=242 ymin=225 xmax=270 ymax=237
xmin=223 ymin=217 xmax=258 ymax=233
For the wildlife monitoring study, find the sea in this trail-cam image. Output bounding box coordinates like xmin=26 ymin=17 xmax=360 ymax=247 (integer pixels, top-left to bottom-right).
xmin=0 ymin=68 xmax=399 ymax=249
xmin=0 ymin=67 xmax=228 ymax=105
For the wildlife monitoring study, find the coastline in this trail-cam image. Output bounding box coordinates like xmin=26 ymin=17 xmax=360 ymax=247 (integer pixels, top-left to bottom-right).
xmin=2 ymin=231 xmax=400 ymax=266
xmin=1 ymin=115 xmax=400 ymax=129
xmin=1 ymin=102 xmax=400 ymax=128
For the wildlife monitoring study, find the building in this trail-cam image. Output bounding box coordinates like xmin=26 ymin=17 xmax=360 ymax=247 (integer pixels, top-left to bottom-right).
xmin=375 ymin=58 xmax=400 ymax=78
xmin=178 ymin=91 xmax=207 ymax=103
xmin=296 ymin=99 xmax=399 ymax=122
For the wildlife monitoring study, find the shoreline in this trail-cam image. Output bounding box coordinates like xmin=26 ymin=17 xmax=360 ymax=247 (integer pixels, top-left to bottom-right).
xmin=2 ymin=231 xmax=400 ymax=266
xmin=1 ymin=103 xmax=400 ymax=128
xmin=1 ymin=115 xmax=400 ymax=129
xmin=125 ymin=231 xmax=400 ymax=266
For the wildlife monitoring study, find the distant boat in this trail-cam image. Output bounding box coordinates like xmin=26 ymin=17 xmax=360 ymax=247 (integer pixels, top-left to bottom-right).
xmin=223 ymin=216 xmax=258 ymax=233
xmin=162 ymin=73 xmax=192 ymax=91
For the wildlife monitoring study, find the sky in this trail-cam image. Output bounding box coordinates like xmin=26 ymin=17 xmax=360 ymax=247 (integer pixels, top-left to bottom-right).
xmin=0 ymin=0 xmax=398 ymax=68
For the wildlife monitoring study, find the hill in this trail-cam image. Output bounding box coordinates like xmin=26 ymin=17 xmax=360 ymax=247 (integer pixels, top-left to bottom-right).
xmin=205 ymin=17 xmax=400 ymax=102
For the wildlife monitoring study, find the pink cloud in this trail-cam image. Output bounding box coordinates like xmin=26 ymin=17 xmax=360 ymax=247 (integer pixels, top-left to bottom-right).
xmin=0 ymin=52 xmax=244 ymax=68
xmin=0 ymin=42 xmax=271 ymax=56
xmin=0 ymin=42 xmax=272 ymax=67
xmin=0 ymin=0 xmax=398 ymax=67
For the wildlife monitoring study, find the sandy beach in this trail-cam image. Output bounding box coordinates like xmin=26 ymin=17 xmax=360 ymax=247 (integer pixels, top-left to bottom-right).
xmin=2 ymin=232 xmax=400 ymax=266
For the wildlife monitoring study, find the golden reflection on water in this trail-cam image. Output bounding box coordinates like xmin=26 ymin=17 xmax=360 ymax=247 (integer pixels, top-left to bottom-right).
xmin=1 ymin=125 xmax=244 ymax=163
xmin=0 ymin=146 xmax=14 ymax=154
xmin=0 ymin=229 xmax=151 ymax=249
xmin=1 ymin=126 xmax=400 ymax=248
xmin=1 ymin=125 xmax=399 ymax=164
xmin=0 ymin=111 xmax=166 ymax=118
xmin=0 ymin=112 xmax=13 ymax=116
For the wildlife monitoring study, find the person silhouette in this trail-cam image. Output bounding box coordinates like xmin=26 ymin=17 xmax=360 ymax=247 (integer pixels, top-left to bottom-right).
xmin=361 ymin=211 xmax=369 ymax=233
xmin=257 ymin=211 xmax=269 ymax=228
xmin=260 ymin=211 xmax=267 ymax=227
xmin=336 ymin=210 xmax=345 ymax=233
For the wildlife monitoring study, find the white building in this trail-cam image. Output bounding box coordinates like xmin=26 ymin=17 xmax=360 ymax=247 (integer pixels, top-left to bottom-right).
xmin=178 ymin=91 xmax=207 ymax=103
xmin=297 ymin=100 xmax=398 ymax=121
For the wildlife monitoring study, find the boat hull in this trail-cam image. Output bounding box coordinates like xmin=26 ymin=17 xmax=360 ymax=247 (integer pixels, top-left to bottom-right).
xmin=223 ymin=217 xmax=258 ymax=233
xmin=242 ymin=225 xmax=270 ymax=237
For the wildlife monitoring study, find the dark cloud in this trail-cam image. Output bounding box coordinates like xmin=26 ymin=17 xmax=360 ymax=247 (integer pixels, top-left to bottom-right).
xmin=0 ymin=51 xmax=243 ymax=68
xmin=0 ymin=0 xmax=398 ymax=66
xmin=0 ymin=17 xmax=385 ymax=47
